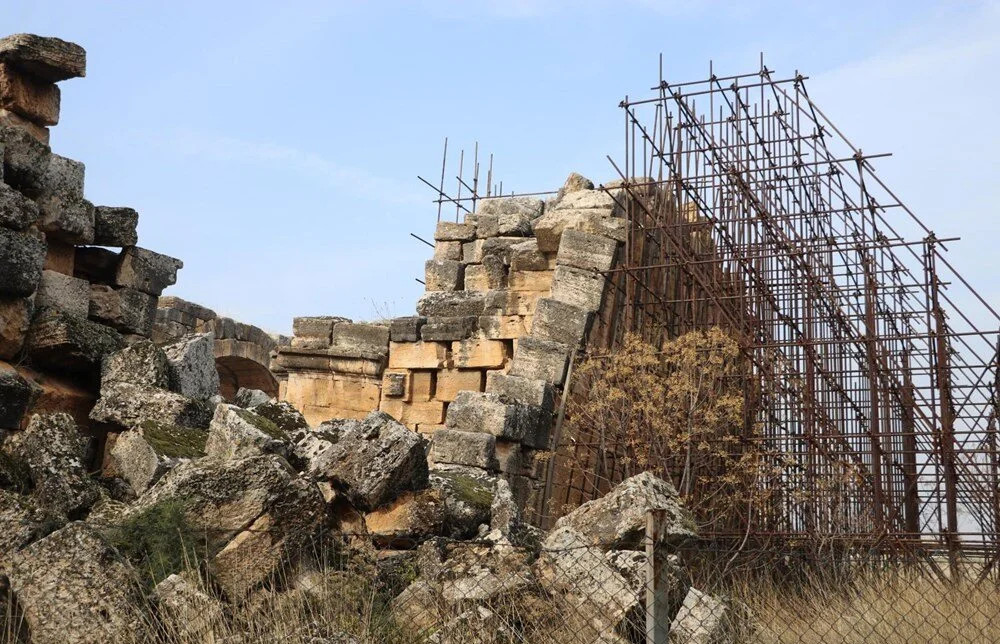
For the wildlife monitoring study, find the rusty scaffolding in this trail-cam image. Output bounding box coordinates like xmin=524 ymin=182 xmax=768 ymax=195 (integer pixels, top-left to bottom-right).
xmin=550 ymin=58 xmax=1000 ymax=569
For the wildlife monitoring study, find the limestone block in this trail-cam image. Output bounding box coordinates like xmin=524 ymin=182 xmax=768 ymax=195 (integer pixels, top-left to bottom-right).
xmin=43 ymin=238 xmax=73 ymax=274
xmin=100 ymin=340 xmax=171 ymax=390
xmin=158 ymin=296 xmax=216 ymax=322
xmin=532 ymin=298 xmax=591 ymax=347
xmin=481 ymin=236 xmax=525 ymax=265
xmin=0 ymin=34 xmax=87 ymax=82
xmin=554 ymin=188 xmax=615 ymax=211
xmin=550 ymin=264 xmax=606 ymax=311
xmin=34 ymin=269 xmax=88 ymax=318
xmin=465 ymin=255 xmax=507 ymax=292
xmin=558 ymin=172 xmax=594 ymax=195
xmin=73 ymin=245 xmax=118 ymax=284
xmin=36 ymin=154 xmax=94 ymax=245
xmin=479 ymin=314 xmax=528 ymax=340
xmin=88 ymin=285 xmax=156 ymax=336
xmin=0 ymin=61 xmax=59 ymax=125
xmin=0 ymin=227 xmax=45 ymax=297
xmin=556 ymin=228 xmax=618 ymax=272
xmin=379 ymin=397 xmax=446 ymax=427
xmin=0 ymin=362 xmax=38 ymax=429
xmin=382 ymin=370 xmax=407 ymax=398
xmin=434 ymin=240 xmax=462 ymax=261
xmin=329 ymin=321 xmax=390 ymax=360
xmin=477 ymin=195 xmax=543 ymax=219
xmin=416 ymin=423 xmax=446 ymax=438
xmin=494 ymin=439 xmax=521 ymax=474
xmin=389 ymin=316 xmax=426 ymax=342
xmin=508 ymin=336 xmax=569 ymax=385
xmin=445 ymin=390 xmax=541 ymax=442
xmin=417 ymin=290 xmax=486 ymax=317
xmin=510 ymin=239 xmax=549 ymax=271
xmin=205 ymin=403 xmax=291 ymax=462
xmin=484 ymin=290 xmax=542 ymax=316
xmin=476 ymin=213 xmax=499 ymax=238
xmin=429 ymin=428 xmax=498 ymax=470
xmin=114 ymin=246 xmax=182 ymax=296
xmin=292 ymin=315 xmax=342 ymax=340
xmin=365 ymin=489 xmax=446 ymax=548
xmin=92 ymin=205 xmax=138 ymax=247
xmin=509 ymin=269 xmax=553 ymax=293
xmin=434 ymin=221 xmax=476 ymax=242
xmin=425 ymin=258 xmax=463 ymax=292
xmin=421 ymin=315 xmax=477 ymax=341
xmin=388 ymin=340 xmax=448 ymax=369
xmin=152 ymin=574 xmax=224 ymax=644
xmin=381 ymin=369 xmax=432 ymax=402
xmin=0 ymin=296 xmax=31 ymax=359
xmin=436 ymin=368 xmax=483 ymax=402
xmin=26 ymin=307 xmax=124 ymax=375
xmin=0 ymin=107 xmax=48 ymax=143
xmin=533 ymin=209 xmax=627 ymax=252
xmin=0 ymin=123 xmax=49 ymax=195
xmin=234 ymin=387 xmax=270 ymax=408
xmin=451 ymin=337 xmax=507 ymax=369
xmin=462 ymin=238 xmax=484 ymax=263
xmin=485 ymin=372 xmax=554 ymax=413
xmin=0 ymin=180 xmax=39 ymax=230
xmin=670 ymin=588 xmax=730 ymax=643
xmin=90 ymin=382 xmax=213 ymax=430
xmin=162 ymin=333 xmax=219 ymax=400
xmin=111 ymin=424 xmax=207 ymax=494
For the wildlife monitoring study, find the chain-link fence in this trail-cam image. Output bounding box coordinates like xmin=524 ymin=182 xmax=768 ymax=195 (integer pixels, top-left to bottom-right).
xmin=5 ymin=511 xmax=1000 ymax=644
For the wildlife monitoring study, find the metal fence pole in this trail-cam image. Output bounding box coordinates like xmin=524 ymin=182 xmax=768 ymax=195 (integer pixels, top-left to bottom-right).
xmin=646 ymin=508 xmax=670 ymax=644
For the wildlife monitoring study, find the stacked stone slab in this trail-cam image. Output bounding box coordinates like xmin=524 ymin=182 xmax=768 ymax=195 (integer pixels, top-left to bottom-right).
xmin=0 ymin=34 xmax=182 ymax=432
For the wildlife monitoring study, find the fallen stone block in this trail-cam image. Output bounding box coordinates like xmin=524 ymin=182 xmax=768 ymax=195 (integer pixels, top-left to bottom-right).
xmin=92 ymin=205 xmax=138 ymax=247
xmin=234 ymin=386 xmax=270 ymax=408
xmin=0 ymin=34 xmax=87 ymax=82
xmin=0 ymin=489 xmax=60 ymax=568
xmin=0 ymin=362 xmax=38 ymax=429
xmin=26 ymin=307 xmax=124 ymax=375
xmin=0 ymin=123 xmax=49 ymax=195
xmin=205 ymin=403 xmax=291 ymax=462
xmin=0 ymin=296 xmax=31 ymax=359
xmin=445 ymin=390 xmax=543 ymax=442
xmin=162 ymin=332 xmax=219 ymax=400
xmin=36 ymin=154 xmax=94 ymax=245
xmin=7 ymin=522 xmax=145 ymax=644
xmin=485 ymin=372 xmax=554 ymax=413
xmin=425 ymin=258 xmax=464 ymax=292
xmin=0 ymin=61 xmax=59 ymax=126
xmin=5 ymin=412 xmax=100 ymax=516
xmin=508 ymin=336 xmax=570 ymax=385
xmin=532 ymin=297 xmax=591 ymax=347
xmin=429 ymin=464 xmax=497 ymax=538
xmin=152 ymin=573 xmax=225 ymax=644
xmin=436 ymin=368 xmax=483 ymax=402
xmin=0 ymin=226 xmax=45 ymax=297
xmin=251 ymin=399 xmax=308 ymax=433
xmin=421 ymin=315 xmax=477 ymax=341
xmin=551 ymin=471 xmax=697 ymax=550
xmin=388 ymin=340 xmax=448 ymax=369
xmin=389 ymin=315 xmax=426 ymax=342
xmin=434 ymin=221 xmax=476 ymax=242
xmin=450 ymin=336 xmax=507 ymax=368
xmin=329 ymin=321 xmax=390 ymax=360
xmin=88 ymin=284 xmax=156 ymax=335
xmin=365 ymin=488 xmax=446 ymax=548
xmin=510 ymin=238 xmax=550 ymax=271
xmin=114 ymin=246 xmax=182 ymax=296
xmin=100 ymin=339 xmax=171 ymax=390
xmin=550 ymin=264 xmax=606 ymax=311
xmin=429 ymin=428 xmax=498 ymax=470
xmin=670 ymin=588 xmax=730 ymax=644
xmin=110 ymin=422 xmax=208 ymax=494
xmin=296 ymin=411 xmax=428 ymax=510
xmin=557 ymin=228 xmax=618 ymax=272
xmin=417 ymin=290 xmax=487 ymax=317
xmin=90 ymin=381 xmax=213 ymax=429
xmin=0 ymin=179 xmax=39 ymax=230
xmin=35 ymin=269 xmax=88 ymax=317
xmin=434 ymin=239 xmax=462 ymax=261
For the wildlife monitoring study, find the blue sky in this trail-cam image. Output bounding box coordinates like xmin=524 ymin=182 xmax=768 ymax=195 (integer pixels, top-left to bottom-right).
xmin=7 ymin=1 xmax=999 ymax=334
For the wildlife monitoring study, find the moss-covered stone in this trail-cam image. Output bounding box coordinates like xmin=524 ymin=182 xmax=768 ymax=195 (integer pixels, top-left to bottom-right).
xmin=234 ymin=408 xmax=286 ymax=440
xmin=0 ymin=449 xmax=33 ymax=493
xmin=138 ymin=421 xmax=207 ymax=459
xmin=252 ymin=400 xmax=308 ymax=434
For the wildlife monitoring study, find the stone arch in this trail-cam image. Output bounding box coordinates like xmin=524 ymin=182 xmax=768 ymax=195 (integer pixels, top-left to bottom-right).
xmin=213 ymin=338 xmax=278 ymax=400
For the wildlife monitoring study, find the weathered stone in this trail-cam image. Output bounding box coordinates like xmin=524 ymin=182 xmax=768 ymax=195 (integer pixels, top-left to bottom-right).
xmin=0 ymin=489 xmax=60 ymax=567
xmin=434 ymin=221 xmax=476 ymax=242
xmin=90 ymin=382 xmax=213 ymax=429
xmin=555 ymin=188 xmax=616 ymax=211
xmin=0 ymin=362 xmax=38 ymax=429
xmin=73 ymin=245 xmax=118 ymax=283
xmin=162 ymin=332 xmax=219 ymax=399
xmin=557 ymin=228 xmax=618 ymax=272
xmin=234 ymin=386 xmax=270 ymax=408
xmin=462 ymin=238 xmax=484 ymax=263
xmin=533 ymin=208 xmax=626 ymax=252
xmin=129 ymin=454 xmax=325 ymax=599
xmin=388 ymin=340 xmax=448 ymax=369
xmin=389 ymin=315 xmax=426 ymax=342
xmin=508 ymin=336 xmax=570 ymax=385
xmin=0 ymin=227 xmax=45 ymax=297
xmin=429 ymin=428 xmax=497 ymax=470
xmin=26 ymin=307 xmax=124 ymax=375
xmin=433 ymin=239 xmax=462 ymax=261
xmin=0 ymin=296 xmax=31 ymax=360
xmin=36 ymin=154 xmax=94 ymax=245
xmin=0 ymin=124 xmax=49 ymax=195
xmin=532 ymin=297 xmax=591 ymax=347
xmin=153 ymin=573 xmax=224 ymax=644
xmin=421 ymin=315 xmax=477 ymax=341
xmin=34 ymin=269 xmax=88 ymax=317
xmin=478 ymin=314 xmax=528 ymax=340
xmin=485 ymin=372 xmax=554 ymax=412
xmin=670 ymin=588 xmax=729 ymax=644
xmin=0 ymin=106 xmax=48 ymax=143
xmin=0 ymin=180 xmax=39 ymax=230
xmin=296 ymin=411 xmax=428 ymax=510
xmin=382 ymin=371 xmax=406 ymax=398
xmin=205 ymin=403 xmax=291 ymax=461
xmin=445 ymin=390 xmax=543 ymax=443
xmin=429 ymin=464 xmax=497 ymax=538
xmin=508 ymin=269 xmax=553 ymax=294
xmin=92 ymin=205 xmax=138 ymax=247
xmin=114 ymin=246 xmax=182 ymax=296
xmin=551 ymin=471 xmax=696 ymax=551
xmin=5 ymin=413 xmax=100 ymax=516
xmin=550 ymin=264 xmax=606 ymax=311
xmin=510 ymin=238 xmax=549 ymax=271
xmin=110 ymin=422 xmax=208 ymax=494
xmin=7 ymin=522 xmax=145 ymax=644
xmin=0 ymin=61 xmax=59 ymax=125
xmin=88 ymin=284 xmax=156 ymax=335
xmin=100 ymin=339 xmax=170 ymax=390
xmin=251 ymin=400 xmax=308 ymax=434
xmin=425 ymin=258 xmax=463 ymax=292
xmin=478 ymin=195 xmax=544 ymax=219
xmin=379 ymin=397 xmax=445 ymax=426
xmin=365 ymin=488 xmax=446 ymax=547
xmin=465 ymin=254 xmax=507 ymax=291
xmin=329 ymin=321 xmax=390 ymax=360
xmin=558 ymin=172 xmax=595 ymax=195
xmin=391 ymin=580 xmax=443 ymax=636
xmin=475 ymin=213 xmax=499 ymax=238
xmin=480 ymin=236 xmax=525 ymax=265
xmin=435 ymin=368 xmax=483 ymax=402
xmin=450 ymin=336 xmax=507 ymax=368
xmin=0 ymin=34 xmax=87 ymax=82
xmin=417 ymin=290 xmax=487 ymax=317
xmin=292 ymin=315 xmax=344 ymax=341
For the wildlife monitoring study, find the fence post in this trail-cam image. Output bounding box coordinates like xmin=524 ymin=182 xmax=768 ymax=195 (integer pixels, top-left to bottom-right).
xmin=646 ymin=508 xmax=669 ymax=644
